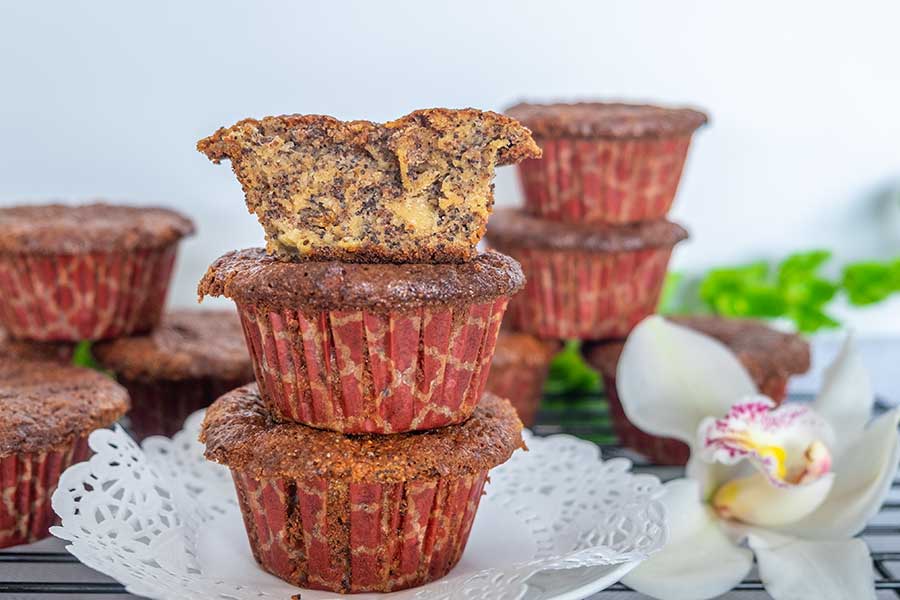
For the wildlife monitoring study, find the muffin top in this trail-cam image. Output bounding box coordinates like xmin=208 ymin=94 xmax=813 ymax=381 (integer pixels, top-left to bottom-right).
xmin=93 ymin=309 xmax=254 ymax=382
xmin=198 ymin=248 xmax=525 ymax=310
xmin=201 ymin=384 xmax=524 ymax=481
xmin=0 ymin=203 xmax=195 ymax=255
xmin=586 ymin=315 xmax=810 ymax=382
xmin=196 ymin=109 xmax=540 ymax=263
xmin=487 ymin=208 xmax=688 ymax=252
xmin=492 ymin=331 xmax=559 ymax=369
xmin=0 ymin=330 xmax=75 ymax=363
xmin=506 ymin=102 xmax=708 ymax=139
xmin=0 ymin=360 xmax=129 ymax=456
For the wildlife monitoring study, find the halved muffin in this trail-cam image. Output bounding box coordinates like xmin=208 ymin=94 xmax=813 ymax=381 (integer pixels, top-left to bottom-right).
xmin=197 ymin=109 xmax=540 ymax=263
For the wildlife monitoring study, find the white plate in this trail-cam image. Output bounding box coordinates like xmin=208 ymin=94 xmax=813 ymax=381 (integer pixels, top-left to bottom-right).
xmin=51 ymin=413 xmax=666 ymax=600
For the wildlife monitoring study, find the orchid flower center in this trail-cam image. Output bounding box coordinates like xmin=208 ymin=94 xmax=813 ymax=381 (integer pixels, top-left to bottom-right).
xmin=697 ymin=397 xmax=835 ymax=526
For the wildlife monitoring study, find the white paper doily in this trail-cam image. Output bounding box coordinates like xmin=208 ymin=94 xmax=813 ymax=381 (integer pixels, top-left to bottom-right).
xmin=51 ymin=412 xmax=666 ymax=600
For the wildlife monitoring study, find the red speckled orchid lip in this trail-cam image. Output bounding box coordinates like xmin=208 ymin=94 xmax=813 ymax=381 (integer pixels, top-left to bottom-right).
xmin=698 ymin=396 xmax=834 ymax=488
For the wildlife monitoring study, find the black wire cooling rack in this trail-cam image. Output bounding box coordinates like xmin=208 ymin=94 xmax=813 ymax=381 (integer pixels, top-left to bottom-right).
xmin=1 ymin=391 xmax=898 ymax=599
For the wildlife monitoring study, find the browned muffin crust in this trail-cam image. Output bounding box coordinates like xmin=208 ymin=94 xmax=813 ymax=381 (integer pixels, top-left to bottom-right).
xmin=0 ymin=203 xmax=195 ymax=255
xmin=487 ymin=208 xmax=688 ymax=252
xmin=586 ymin=315 xmax=810 ymax=380
xmin=492 ymin=331 xmax=559 ymax=369
xmin=93 ymin=309 xmax=253 ymax=382
xmin=197 ymin=108 xmax=541 ymax=263
xmin=0 ymin=330 xmax=75 ymax=363
xmin=506 ymin=102 xmax=708 ymax=139
xmin=0 ymin=360 xmax=129 ymax=456
xmin=201 ymin=384 xmax=524 ymax=481
xmin=197 ymin=248 xmax=525 ymax=311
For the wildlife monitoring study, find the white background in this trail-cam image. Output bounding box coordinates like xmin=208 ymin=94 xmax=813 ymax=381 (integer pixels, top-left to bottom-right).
xmin=1 ymin=1 xmax=898 ymax=325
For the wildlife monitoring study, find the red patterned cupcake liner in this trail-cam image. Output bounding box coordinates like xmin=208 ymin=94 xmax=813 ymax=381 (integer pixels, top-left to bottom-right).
xmin=503 ymin=247 xmax=673 ymax=340
xmin=602 ymin=373 xmax=788 ymax=466
xmin=123 ymin=378 xmax=250 ymax=441
xmin=0 ymin=437 xmax=90 ymax=547
xmin=518 ymin=136 xmax=694 ymax=224
xmin=0 ymin=247 xmax=178 ymax=342
xmin=232 ymin=469 xmax=487 ymax=593
xmin=237 ymin=298 xmax=509 ymax=433
xmin=485 ymin=363 xmax=549 ymax=427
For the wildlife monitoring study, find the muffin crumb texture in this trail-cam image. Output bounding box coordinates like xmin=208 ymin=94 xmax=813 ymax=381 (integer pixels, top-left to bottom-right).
xmin=0 ymin=360 xmax=129 ymax=456
xmin=197 ymin=108 xmax=540 ymax=263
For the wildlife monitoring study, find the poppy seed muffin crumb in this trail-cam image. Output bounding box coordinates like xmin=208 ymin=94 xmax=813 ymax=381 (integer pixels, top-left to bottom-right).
xmin=197 ymin=108 xmax=541 ymax=263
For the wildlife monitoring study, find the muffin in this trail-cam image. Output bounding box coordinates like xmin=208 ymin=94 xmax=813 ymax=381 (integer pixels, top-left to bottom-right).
xmin=93 ymin=309 xmax=254 ymax=440
xmin=506 ymin=102 xmax=707 ymax=224
xmin=485 ymin=332 xmax=559 ymax=427
xmin=201 ymin=384 xmax=524 ymax=593
xmin=198 ymin=248 xmax=524 ymax=433
xmin=0 ymin=329 xmax=75 ymax=363
xmin=197 ymin=109 xmax=541 ymax=263
xmin=486 ymin=208 xmax=687 ymax=339
xmin=0 ymin=203 xmax=194 ymax=341
xmin=585 ymin=315 xmax=811 ymax=465
xmin=0 ymin=360 xmax=129 ymax=547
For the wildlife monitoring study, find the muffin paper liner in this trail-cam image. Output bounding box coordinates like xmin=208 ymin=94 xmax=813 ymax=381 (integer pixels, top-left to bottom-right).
xmin=602 ymin=373 xmax=788 ymax=466
xmin=485 ymin=363 xmax=550 ymax=427
xmin=0 ymin=247 xmax=178 ymax=342
xmin=518 ymin=136 xmax=694 ymax=224
xmin=0 ymin=437 xmax=90 ymax=547
xmin=232 ymin=469 xmax=488 ymax=593
xmin=237 ymin=298 xmax=509 ymax=433
xmin=501 ymin=247 xmax=673 ymax=340
xmin=123 ymin=377 xmax=251 ymax=441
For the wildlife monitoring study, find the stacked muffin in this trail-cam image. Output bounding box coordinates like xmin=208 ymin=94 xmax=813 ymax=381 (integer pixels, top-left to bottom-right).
xmin=485 ymin=102 xmax=706 ymax=451
xmin=0 ymin=203 xmax=197 ymax=546
xmin=195 ymin=108 xmax=537 ymax=593
xmin=0 ymin=202 xmax=254 ymax=442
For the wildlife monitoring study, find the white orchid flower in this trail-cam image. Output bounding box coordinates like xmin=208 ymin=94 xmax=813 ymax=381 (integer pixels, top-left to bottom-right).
xmin=617 ymin=316 xmax=900 ymax=600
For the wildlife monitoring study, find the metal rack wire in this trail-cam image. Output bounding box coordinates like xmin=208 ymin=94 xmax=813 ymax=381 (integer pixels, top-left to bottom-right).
xmin=1 ymin=391 xmax=897 ymax=599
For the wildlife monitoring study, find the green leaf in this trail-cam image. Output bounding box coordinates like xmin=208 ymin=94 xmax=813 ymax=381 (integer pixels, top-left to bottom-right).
xmin=843 ymin=259 xmax=900 ymax=306
xmin=695 ymin=250 xmax=840 ymax=333
xmin=777 ymin=250 xmax=832 ymax=285
xmin=544 ymin=340 xmax=600 ymax=395
xmin=71 ymin=340 xmax=102 ymax=370
xmin=788 ymin=306 xmax=841 ymax=333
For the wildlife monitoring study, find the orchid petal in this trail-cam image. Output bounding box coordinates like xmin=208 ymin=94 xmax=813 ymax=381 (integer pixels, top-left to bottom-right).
xmin=698 ymin=398 xmax=834 ymax=487
xmin=686 ymin=451 xmax=747 ymax=500
xmin=814 ymin=334 xmax=874 ymax=456
xmin=748 ymin=532 xmax=875 ymax=600
xmin=712 ymin=471 xmax=834 ymax=527
xmin=617 ymin=316 xmax=757 ymax=445
xmin=777 ymin=407 xmax=900 ymax=539
xmin=622 ymin=479 xmax=753 ymax=600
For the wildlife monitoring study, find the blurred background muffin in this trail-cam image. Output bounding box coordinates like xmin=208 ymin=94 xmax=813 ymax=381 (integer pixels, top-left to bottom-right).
xmin=585 ymin=315 xmax=810 ymax=464
xmin=0 ymin=203 xmax=194 ymax=342
xmin=485 ymin=332 xmax=560 ymax=426
xmin=0 ymin=359 xmax=129 ymax=547
xmin=93 ymin=308 xmax=252 ymax=440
